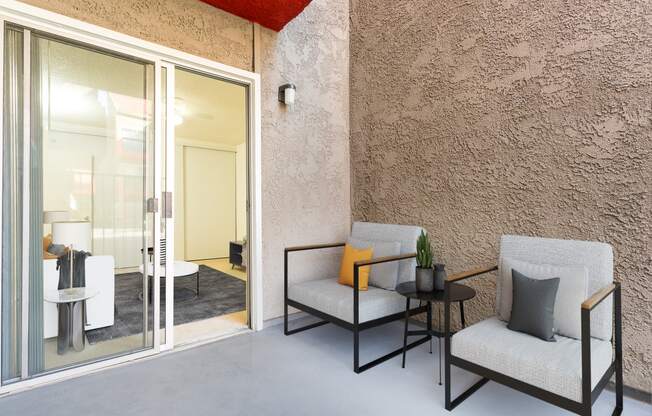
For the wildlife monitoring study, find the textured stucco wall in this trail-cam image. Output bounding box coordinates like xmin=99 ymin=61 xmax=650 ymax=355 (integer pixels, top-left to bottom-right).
xmin=21 ymin=0 xmax=253 ymax=70
xmin=259 ymin=1 xmax=351 ymax=319
xmin=350 ymin=0 xmax=651 ymax=392
xmin=19 ymin=0 xmax=351 ymax=321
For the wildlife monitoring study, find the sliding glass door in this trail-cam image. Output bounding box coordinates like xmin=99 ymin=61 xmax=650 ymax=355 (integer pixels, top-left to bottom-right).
xmin=1 ymin=24 xmax=163 ymax=383
xmin=0 ymin=6 xmax=257 ymax=388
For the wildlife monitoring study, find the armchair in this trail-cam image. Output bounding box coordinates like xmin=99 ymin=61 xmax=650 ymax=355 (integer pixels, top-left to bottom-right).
xmin=443 ymin=235 xmax=622 ymax=416
xmin=284 ymin=222 xmax=430 ymax=373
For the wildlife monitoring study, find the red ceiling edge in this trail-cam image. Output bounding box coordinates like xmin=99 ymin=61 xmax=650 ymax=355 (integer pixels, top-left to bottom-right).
xmin=200 ymin=0 xmax=312 ymax=32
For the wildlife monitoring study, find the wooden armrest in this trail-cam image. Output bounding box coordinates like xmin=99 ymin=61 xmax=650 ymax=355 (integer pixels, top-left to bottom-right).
xmin=446 ymin=265 xmax=498 ymax=283
xmin=582 ymin=283 xmax=617 ymax=311
xmin=285 ymin=242 xmax=345 ymax=253
xmin=354 ymin=253 xmax=416 ymax=267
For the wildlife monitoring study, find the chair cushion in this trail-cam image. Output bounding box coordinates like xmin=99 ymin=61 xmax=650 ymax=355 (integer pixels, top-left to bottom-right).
xmin=348 ymin=237 xmax=401 ymax=290
xmin=288 ymin=278 xmax=406 ymax=323
xmin=452 ymin=317 xmax=613 ymax=402
xmin=338 ymin=244 xmax=373 ymax=290
xmin=499 ymin=235 xmax=613 ymax=341
xmin=351 ymin=222 xmax=423 ymax=286
xmin=499 ymin=257 xmax=589 ymax=339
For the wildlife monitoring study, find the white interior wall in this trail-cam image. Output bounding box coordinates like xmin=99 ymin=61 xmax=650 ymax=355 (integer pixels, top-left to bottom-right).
xmin=174 ymin=140 xmax=246 ymax=261
xmin=43 ymin=130 xmax=147 ymax=269
xmin=184 ymin=147 xmax=236 ymax=259
xmin=40 ymin=36 xmax=148 ymax=270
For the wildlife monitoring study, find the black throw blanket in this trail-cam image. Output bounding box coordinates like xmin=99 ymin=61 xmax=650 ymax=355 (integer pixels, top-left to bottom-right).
xmin=56 ymin=250 xmax=91 ymax=289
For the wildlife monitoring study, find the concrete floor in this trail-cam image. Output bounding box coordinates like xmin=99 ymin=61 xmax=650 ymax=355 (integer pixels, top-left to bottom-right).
xmin=0 ymin=318 xmax=649 ymax=416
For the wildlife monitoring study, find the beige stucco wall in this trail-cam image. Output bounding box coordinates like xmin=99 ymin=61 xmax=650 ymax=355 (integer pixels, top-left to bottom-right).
xmin=350 ymin=0 xmax=651 ymax=392
xmin=19 ymin=0 xmax=350 ymax=321
xmin=258 ymin=1 xmax=351 ymax=319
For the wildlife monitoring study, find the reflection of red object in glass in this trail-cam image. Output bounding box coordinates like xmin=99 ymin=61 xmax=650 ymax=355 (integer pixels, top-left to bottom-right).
xmin=200 ymin=0 xmax=311 ymax=31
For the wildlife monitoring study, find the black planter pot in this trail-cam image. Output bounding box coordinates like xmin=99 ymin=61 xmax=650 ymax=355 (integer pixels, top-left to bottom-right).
xmin=434 ymin=263 xmax=447 ymax=291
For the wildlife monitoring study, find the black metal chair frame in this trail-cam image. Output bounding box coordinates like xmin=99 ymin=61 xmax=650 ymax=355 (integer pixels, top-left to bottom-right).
xmin=284 ymin=242 xmax=430 ymax=373
xmin=443 ymin=266 xmax=623 ymax=416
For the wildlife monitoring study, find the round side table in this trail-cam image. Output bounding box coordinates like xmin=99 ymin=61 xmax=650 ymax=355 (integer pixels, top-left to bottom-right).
xmin=395 ymin=281 xmax=476 ymax=385
xmin=139 ymin=260 xmax=201 ymax=302
xmin=45 ymin=287 xmax=98 ymax=354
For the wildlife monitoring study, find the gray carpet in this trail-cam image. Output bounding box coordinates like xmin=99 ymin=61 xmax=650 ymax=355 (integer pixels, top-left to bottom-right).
xmin=86 ymin=265 xmax=245 ymax=344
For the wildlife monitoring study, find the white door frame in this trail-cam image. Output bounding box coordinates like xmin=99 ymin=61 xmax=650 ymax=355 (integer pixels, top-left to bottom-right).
xmin=0 ymin=0 xmax=263 ymax=393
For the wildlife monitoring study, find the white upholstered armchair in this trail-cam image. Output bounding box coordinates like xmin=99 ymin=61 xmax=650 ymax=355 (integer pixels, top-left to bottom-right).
xmin=284 ymin=222 xmax=430 ymax=373
xmin=444 ymin=235 xmax=622 ymax=416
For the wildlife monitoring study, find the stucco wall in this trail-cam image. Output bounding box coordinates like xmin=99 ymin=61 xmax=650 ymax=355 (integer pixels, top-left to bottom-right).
xmin=350 ymin=0 xmax=651 ymax=392
xmin=21 ymin=0 xmax=254 ymax=70
xmin=19 ymin=0 xmax=351 ymax=321
xmin=259 ymin=1 xmax=351 ymax=319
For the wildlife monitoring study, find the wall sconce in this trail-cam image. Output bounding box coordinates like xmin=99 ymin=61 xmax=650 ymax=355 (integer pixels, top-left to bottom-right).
xmin=278 ymin=83 xmax=296 ymax=106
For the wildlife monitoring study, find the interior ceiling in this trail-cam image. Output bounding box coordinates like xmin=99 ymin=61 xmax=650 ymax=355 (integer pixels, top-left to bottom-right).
xmin=175 ymin=69 xmax=247 ymax=147
xmin=45 ymin=38 xmax=247 ymax=148
xmin=200 ymin=0 xmax=311 ymax=31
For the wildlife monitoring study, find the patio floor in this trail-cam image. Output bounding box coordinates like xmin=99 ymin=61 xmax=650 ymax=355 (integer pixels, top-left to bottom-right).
xmin=0 ymin=317 xmax=649 ymax=416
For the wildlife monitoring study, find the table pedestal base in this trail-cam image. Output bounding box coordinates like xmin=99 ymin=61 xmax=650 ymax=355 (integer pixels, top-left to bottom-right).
xmin=57 ymin=301 xmax=85 ymax=354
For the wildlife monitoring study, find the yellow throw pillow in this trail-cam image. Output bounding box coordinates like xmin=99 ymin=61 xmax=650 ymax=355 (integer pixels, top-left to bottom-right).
xmin=338 ymin=243 xmax=373 ymax=290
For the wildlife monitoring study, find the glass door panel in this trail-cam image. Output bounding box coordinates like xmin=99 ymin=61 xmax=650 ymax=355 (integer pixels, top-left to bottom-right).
xmin=1 ymin=26 xmax=159 ymax=383
xmin=34 ymin=33 xmax=156 ymax=373
xmin=172 ymin=67 xmax=249 ymax=345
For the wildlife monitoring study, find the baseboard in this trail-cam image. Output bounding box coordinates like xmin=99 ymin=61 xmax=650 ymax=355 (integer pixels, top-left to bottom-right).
xmin=264 ymin=311 xmax=309 ymax=328
xmin=605 ymin=382 xmax=651 ymax=404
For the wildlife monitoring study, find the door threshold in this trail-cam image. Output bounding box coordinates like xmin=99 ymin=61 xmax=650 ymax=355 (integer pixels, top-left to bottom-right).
xmin=173 ymin=326 xmax=251 ymax=351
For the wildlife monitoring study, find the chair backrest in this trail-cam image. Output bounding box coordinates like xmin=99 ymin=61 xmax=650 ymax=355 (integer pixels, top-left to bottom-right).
xmin=499 ymin=235 xmax=613 ymax=340
xmin=351 ymin=222 xmax=423 ymax=287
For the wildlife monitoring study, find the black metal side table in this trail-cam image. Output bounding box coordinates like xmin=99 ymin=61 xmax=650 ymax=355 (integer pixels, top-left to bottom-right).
xmin=396 ymin=281 xmax=476 ymax=385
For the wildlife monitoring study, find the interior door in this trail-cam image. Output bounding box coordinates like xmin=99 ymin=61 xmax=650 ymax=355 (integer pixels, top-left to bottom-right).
xmin=183 ymin=147 xmax=236 ymax=260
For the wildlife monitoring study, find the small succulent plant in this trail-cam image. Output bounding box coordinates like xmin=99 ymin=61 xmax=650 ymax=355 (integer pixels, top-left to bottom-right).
xmin=416 ymin=230 xmax=433 ymax=269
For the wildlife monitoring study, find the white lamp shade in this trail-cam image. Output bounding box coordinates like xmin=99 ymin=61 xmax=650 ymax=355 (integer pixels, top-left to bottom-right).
xmin=43 ymin=210 xmax=69 ymax=224
xmin=52 ymin=221 xmax=92 ymax=252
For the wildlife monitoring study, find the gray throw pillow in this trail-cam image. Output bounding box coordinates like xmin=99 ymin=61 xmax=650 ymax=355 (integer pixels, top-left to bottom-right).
xmin=507 ymin=269 xmax=560 ymax=342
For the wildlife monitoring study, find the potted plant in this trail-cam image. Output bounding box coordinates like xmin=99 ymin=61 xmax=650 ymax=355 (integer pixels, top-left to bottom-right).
xmin=415 ymin=230 xmax=434 ymax=292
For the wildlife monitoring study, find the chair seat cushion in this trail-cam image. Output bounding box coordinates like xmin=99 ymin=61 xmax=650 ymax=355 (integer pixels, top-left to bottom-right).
xmin=452 ymin=317 xmax=613 ymax=402
xmin=288 ymin=278 xmax=406 ymax=323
